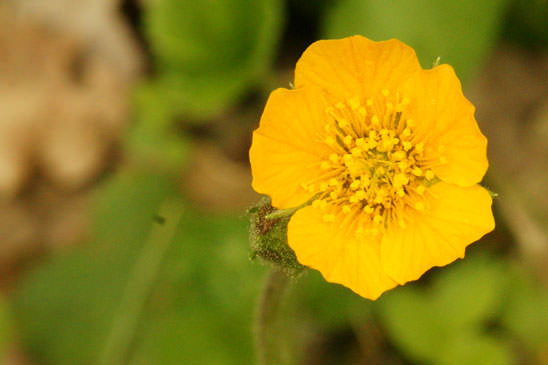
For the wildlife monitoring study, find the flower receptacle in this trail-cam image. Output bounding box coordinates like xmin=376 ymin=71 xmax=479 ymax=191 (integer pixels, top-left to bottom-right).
xmin=248 ymin=197 xmax=305 ymax=277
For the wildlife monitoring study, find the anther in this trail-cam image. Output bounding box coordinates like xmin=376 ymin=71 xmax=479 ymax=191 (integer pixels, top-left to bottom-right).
xmin=412 ymin=167 xmax=423 ymax=176
xmin=350 ymin=180 xmax=360 ymax=190
xmin=343 ymin=154 xmax=353 ymax=164
xmin=355 ymin=190 xmax=366 ymax=201
xmin=394 ymin=173 xmax=409 ymax=187
xmin=343 ymin=135 xmax=353 ymax=146
xmin=338 ymin=119 xmax=348 ymax=128
xmin=373 ymin=215 xmax=384 ymax=224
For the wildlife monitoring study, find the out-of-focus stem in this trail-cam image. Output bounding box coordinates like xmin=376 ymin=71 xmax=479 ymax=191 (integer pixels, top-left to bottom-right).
xmin=99 ymin=200 xmax=183 ymax=365
xmin=255 ymin=268 xmax=289 ymax=365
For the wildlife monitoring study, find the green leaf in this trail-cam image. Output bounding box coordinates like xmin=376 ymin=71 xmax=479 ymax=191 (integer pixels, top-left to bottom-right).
xmin=376 ymin=254 xmax=511 ymax=363
xmin=431 ymin=254 xmax=506 ymax=331
xmin=11 ymin=172 xmax=265 ymax=364
xmin=501 ymin=265 xmax=548 ymax=351
xmin=323 ymin=0 xmax=510 ymax=81
xmin=126 ymin=82 xmax=189 ymax=169
xmin=11 ymin=172 xmax=174 ymax=364
xmin=144 ymin=0 xmax=284 ymax=118
xmin=377 ymin=285 xmax=446 ymax=363
xmin=438 ymin=332 xmax=512 ymax=365
xmin=130 ymin=211 xmax=265 ymax=365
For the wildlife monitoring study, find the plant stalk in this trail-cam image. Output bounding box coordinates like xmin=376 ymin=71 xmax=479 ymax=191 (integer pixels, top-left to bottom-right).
xmin=255 ymin=268 xmax=289 ymax=365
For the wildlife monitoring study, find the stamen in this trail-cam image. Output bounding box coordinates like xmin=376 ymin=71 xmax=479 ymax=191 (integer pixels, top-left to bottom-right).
xmin=311 ymin=91 xmax=436 ymax=233
xmin=348 ymin=97 xmax=361 ymax=110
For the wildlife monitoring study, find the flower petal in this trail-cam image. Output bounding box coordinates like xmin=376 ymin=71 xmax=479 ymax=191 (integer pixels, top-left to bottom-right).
xmin=381 ymin=183 xmax=495 ymax=285
xmin=288 ymin=206 xmax=398 ymax=300
xmin=294 ymin=35 xmax=421 ymax=102
xmin=250 ymin=87 xmax=330 ymax=209
xmin=401 ymin=65 xmax=488 ymax=186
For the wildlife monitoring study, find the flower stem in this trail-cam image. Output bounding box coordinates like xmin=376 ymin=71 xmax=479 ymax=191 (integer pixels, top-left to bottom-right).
xmin=265 ymin=194 xmax=319 ymax=220
xmin=255 ymin=268 xmax=290 ymax=365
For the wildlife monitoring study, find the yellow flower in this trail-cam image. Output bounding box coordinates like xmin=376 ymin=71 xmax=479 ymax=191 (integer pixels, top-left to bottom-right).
xmin=249 ymin=35 xmax=494 ymax=300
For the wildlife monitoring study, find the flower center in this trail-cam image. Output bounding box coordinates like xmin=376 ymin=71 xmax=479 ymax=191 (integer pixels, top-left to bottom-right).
xmin=302 ymin=90 xmax=444 ymax=236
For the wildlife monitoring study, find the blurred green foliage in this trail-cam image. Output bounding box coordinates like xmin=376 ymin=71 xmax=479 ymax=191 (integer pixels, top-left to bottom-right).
xmin=324 ymin=0 xmax=510 ymax=81
xmin=378 ymin=255 xmax=512 ymax=364
xmin=501 ymin=265 xmax=548 ymax=357
xmin=143 ymin=0 xmax=284 ymax=119
xmin=126 ymin=84 xmax=190 ymax=169
xmin=8 ymin=0 xmax=548 ymax=364
xmin=503 ymin=0 xmax=548 ymax=47
xmin=0 ymin=297 xmax=10 ymax=360
xmin=13 ymin=171 xmax=265 ymax=364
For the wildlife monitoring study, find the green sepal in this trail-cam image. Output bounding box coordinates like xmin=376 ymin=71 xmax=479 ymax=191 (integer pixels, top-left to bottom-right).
xmin=248 ymin=197 xmax=305 ymax=277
